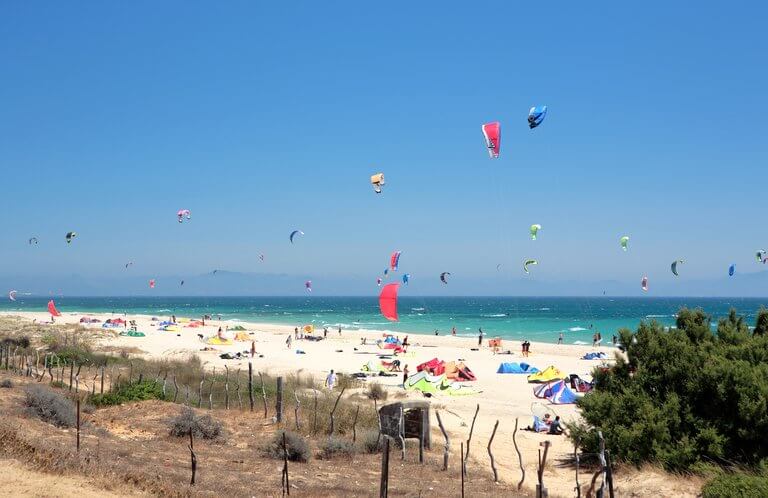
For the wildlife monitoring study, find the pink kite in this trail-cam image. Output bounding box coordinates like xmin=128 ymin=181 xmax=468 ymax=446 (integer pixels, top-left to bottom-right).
xmin=177 ymin=209 xmax=191 ymax=223
xmin=149 ymin=279 xmax=156 ymax=289
xmin=305 ymin=280 xmax=312 ymax=292
xmin=379 ymin=283 xmax=399 ymax=322
xmin=47 ymin=300 xmax=62 ymax=317
xmin=481 ymin=121 xmax=500 ymax=158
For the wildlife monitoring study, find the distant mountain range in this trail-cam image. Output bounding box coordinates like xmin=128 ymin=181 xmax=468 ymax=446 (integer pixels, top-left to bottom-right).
xmin=2 ymin=270 xmax=768 ymax=297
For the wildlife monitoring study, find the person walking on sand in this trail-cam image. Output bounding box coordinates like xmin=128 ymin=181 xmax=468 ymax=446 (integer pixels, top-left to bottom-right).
xmin=294 ymin=327 xmax=299 ymax=340
xmin=250 ymin=341 xmax=256 ymax=358
xmin=286 ymin=334 xmax=292 ymax=349
xmin=452 ymin=326 xmax=456 ymax=336
xmin=338 ymin=326 xmax=342 ymax=336
xmin=325 ymin=369 xmax=337 ymax=390
xmin=558 ymin=332 xmax=563 ymax=345
xmin=402 ymin=364 xmax=410 ymax=388
xmin=323 ymin=328 xmax=328 ymax=338
xmin=478 ymin=328 xmax=484 ymax=347
xmin=172 ymin=315 xmax=176 ymax=324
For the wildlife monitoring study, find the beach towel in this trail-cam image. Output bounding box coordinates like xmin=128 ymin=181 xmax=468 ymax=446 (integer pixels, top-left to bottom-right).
xmin=119 ymin=330 xmax=145 ymax=337
xmin=206 ymin=336 xmax=233 ymax=346
xmin=527 ymin=365 xmax=567 ymax=383
xmin=497 ymin=362 xmax=540 ymax=374
xmin=230 ymin=325 xmax=247 ymax=331
xmin=234 ymin=331 xmax=250 ymax=341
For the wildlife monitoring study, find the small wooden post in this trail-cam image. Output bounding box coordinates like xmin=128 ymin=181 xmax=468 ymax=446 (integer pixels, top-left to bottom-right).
xmin=487 ymin=419 xmax=499 ymax=482
xmin=248 ymin=363 xmax=254 ymax=412
xmin=197 ymin=372 xmax=205 ymax=409
xmin=312 ymin=388 xmax=319 ymax=435
xmin=513 ymin=417 xmax=525 ymax=490
xmin=276 ymin=376 xmax=284 ymax=423
xmin=328 ymin=387 xmax=345 ymax=436
xmin=76 ymin=397 xmax=81 ymax=452
xmin=379 ymin=437 xmax=390 ymax=498
xmin=460 ymin=441 xmax=465 ymax=498
xmin=537 ymin=441 xmax=551 ymax=498
xmin=436 ymin=410 xmax=450 ymax=471
xmin=294 ymin=391 xmax=301 ymax=430
xmin=173 ymin=375 xmax=179 ymax=403
xmin=189 ymin=429 xmax=197 ymax=485
xmin=575 ymin=437 xmax=581 ymax=498
xmin=281 ymin=431 xmax=290 ymax=496
xmin=598 ymin=431 xmax=607 ymax=497
xmin=260 ymin=371 xmax=268 ymax=418
xmin=463 ymin=403 xmax=480 ymax=476
xmin=69 ymin=362 xmax=74 ymax=392
xmin=208 ymin=367 xmax=215 ymax=410
xmin=605 ymin=450 xmax=615 ymax=498
xmin=234 ymin=368 xmax=242 ymax=410
xmin=224 ymin=365 xmax=230 ymax=410
xmin=352 ymin=404 xmax=360 ymax=443
xmin=100 ymin=365 xmax=105 ymax=394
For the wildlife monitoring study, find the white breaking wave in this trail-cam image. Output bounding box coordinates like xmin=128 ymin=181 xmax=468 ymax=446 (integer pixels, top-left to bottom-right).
xmin=569 ymin=327 xmax=588 ymax=332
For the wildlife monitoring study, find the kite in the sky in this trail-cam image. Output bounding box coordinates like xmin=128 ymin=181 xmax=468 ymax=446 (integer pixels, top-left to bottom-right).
xmin=125 ymin=262 xmax=134 ymax=269
xmin=371 ymin=173 xmax=385 ymax=194
xmin=481 ymin=122 xmax=500 ymax=158
xmin=65 ymin=232 xmax=77 ymax=244
xmin=177 ymin=209 xmax=191 ymax=223
xmin=305 ymin=280 xmax=312 ymax=292
xmin=729 ymin=264 xmax=735 ymax=277
xmin=530 ymin=224 xmax=541 ymax=240
xmin=377 ymin=277 xmax=382 ymax=287
xmin=641 ymin=276 xmax=648 ymax=292
xmin=383 ymin=268 xmax=389 ymax=276
xmin=390 ymin=251 xmax=402 ymax=271
xmin=379 ymin=283 xmax=399 ymax=321
xmin=259 ymin=254 xmax=265 ymax=262
xmin=290 ymin=230 xmax=304 ymax=244
xmin=757 ymin=250 xmax=766 ymax=262
xmin=440 ymin=272 xmax=450 ymax=284
xmin=620 ymin=236 xmax=630 ymax=251
xmin=180 ymin=280 xmax=185 ymax=286
xmin=213 ymin=270 xmax=218 ymax=275
xmin=402 ymin=274 xmax=410 ymax=285
xmin=496 ymin=264 xmax=502 ymax=272
xmin=149 ymin=279 xmax=156 ymax=289
xmin=671 ymin=260 xmax=683 ymax=276
xmin=528 ymin=106 xmax=548 ymax=129
xmin=28 ymin=237 xmax=38 ymax=245
xmin=8 ymin=290 xmax=17 ymax=302
xmin=523 ymin=259 xmax=538 ymax=274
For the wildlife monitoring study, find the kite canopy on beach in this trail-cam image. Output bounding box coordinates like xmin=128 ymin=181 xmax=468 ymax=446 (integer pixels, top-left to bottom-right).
xmin=379 ymin=283 xmax=399 ymax=321
xmin=290 ymin=230 xmax=304 ymax=244
xmin=528 ymin=106 xmax=547 ymax=129
xmin=481 ymin=121 xmax=500 ymax=158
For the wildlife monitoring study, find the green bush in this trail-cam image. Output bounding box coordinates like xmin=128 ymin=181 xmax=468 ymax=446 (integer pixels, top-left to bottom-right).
xmin=702 ymin=473 xmax=768 ymax=498
xmin=574 ymin=308 xmax=768 ymax=471
xmin=24 ymin=385 xmax=76 ymax=427
xmin=319 ymin=436 xmax=355 ymax=460
xmin=359 ymin=429 xmax=382 ymax=454
xmin=365 ymin=382 xmax=388 ymax=401
xmin=168 ymin=407 xmax=224 ymax=441
xmin=89 ymin=380 xmax=166 ymax=406
xmin=262 ymin=430 xmax=311 ymax=462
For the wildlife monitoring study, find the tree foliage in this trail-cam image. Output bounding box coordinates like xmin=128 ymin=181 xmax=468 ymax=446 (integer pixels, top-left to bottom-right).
xmin=573 ymin=308 xmax=768 ymax=471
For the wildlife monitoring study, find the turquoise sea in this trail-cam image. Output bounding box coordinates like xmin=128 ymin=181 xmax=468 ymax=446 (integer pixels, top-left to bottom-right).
xmin=2 ymin=296 xmax=767 ymax=344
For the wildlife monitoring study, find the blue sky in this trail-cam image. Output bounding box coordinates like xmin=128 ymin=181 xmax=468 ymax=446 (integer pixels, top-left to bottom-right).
xmin=1 ymin=2 xmax=767 ymax=296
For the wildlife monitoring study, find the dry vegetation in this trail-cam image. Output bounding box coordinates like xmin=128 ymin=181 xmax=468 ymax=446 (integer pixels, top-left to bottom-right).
xmin=0 ymin=316 xmax=529 ymax=497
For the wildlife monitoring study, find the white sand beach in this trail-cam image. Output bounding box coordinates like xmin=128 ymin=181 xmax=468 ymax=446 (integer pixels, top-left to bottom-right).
xmin=2 ymin=309 xmax=635 ymax=496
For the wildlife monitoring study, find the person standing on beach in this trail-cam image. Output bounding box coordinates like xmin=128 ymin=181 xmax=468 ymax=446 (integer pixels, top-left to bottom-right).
xmin=478 ymin=328 xmax=484 ymax=347
xmin=612 ymin=334 xmax=617 ymax=345
xmin=172 ymin=315 xmax=176 ymax=324
xmin=592 ymin=332 xmax=598 ymax=347
xmin=325 ymin=369 xmax=337 ymax=390
xmin=402 ymin=364 xmax=409 ymax=388
xmin=452 ymin=326 xmax=456 ymax=336
xmin=323 ymin=328 xmax=328 ymax=338
xmin=250 ymin=341 xmax=255 ymax=358
xmin=338 ymin=326 xmax=342 ymax=336
xmin=558 ymin=332 xmax=563 ymax=345
xmin=434 ymin=329 xmax=439 ymax=336
xmin=286 ymin=334 xmax=292 ymax=349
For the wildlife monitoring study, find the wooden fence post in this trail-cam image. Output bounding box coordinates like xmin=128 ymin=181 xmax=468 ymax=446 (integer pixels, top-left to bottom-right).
xmin=463 ymin=403 xmax=480 ymax=476
xmin=260 ymin=372 xmax=268 ymax=418
xmin=436 ymin=410 xmax=450 ymax=471
xmin=294 ymin=391 xmax=301 ymax=430
xmin=248 ymin=363 xmax=254 ymax=412
xmin=379 ymin=437 xmax=390 ymax=498
xmin=487 ymin=420 xmax=499 ymax=482
xmin=224 ymin=365 xmax=230 ymax=410
xmin=208 ymin=367 xmax=215 ymax=410
xmin=575 ymin=437 xmax=581 ymax=498
xmin=537 ymin=441 xmax=551 ymax=498
xmin=276 ymin=377 xmax=284 ymax=423
xmin=460 ymin=441 xmax=465 ymax=498
xmin=281 ymin=431 xmax=290 ymax=497
xmin=69 ymin=362 xmax=74 ymax=392
xmin=76 ymin=397 xmax=81 ymax=452
xmin=352 ymin=404 xmax=359 ymax=443
xmin=100 ymin=365 xmax=105 ymax=394
xmin=328 ymin=387 xmax=345 ymax=436
xmin=189 ymin=429 xmax=197 ymax=485
xmin=513 ymin=417 xmax=525 ymax=490
xmin=605 ymin=449 xmax=615 ymax=498
xmin=235 ymin=368 xmax=242 ymax=410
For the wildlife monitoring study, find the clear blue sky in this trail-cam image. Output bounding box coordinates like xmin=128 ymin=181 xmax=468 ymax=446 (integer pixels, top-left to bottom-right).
xmin=1 ymin=2 xmax=767 ymax=295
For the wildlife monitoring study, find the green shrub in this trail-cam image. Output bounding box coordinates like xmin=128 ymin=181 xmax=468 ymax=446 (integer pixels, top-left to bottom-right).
xmin=702 ymin=473 xmax=768 ymax=498
xmin=24 ymin=385 xmax=76 ymax=427
xmin=262 ymin=430 xmax=310 ymax=462
xmin=574 ymin=308 xmax=768 ymax=471
xmin=168 ymin=407 xmax=224 ymax=441
xmin=359 ymin=429 xmax=382 ymax=454
xmin=319 ymin=436 xmax=355 ymax=459
xmin=89 ymin=380 xmax=166 ymax=406
xmin=365 ymin=382 xmax=388 ymax=401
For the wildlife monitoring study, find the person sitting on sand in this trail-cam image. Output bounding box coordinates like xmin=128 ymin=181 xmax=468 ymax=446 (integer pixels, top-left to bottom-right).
xmin=325 ymin=369 xmax=337 ymax=390
xmin=548 ymin=415 xmax=565 ymax=435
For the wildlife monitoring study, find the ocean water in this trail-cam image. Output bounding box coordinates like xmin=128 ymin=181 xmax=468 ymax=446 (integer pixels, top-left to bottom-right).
xmin=3 ymin=296 xmax=767 ymax=344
